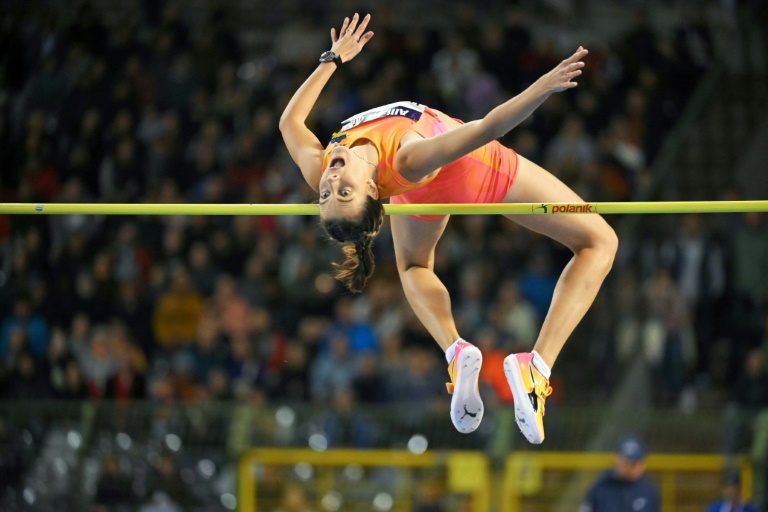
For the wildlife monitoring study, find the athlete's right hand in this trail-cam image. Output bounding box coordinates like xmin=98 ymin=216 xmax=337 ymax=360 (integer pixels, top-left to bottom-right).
xmin=330 ymin=13 xmax=374 ymax=64
xmin=538 ymin=46 xmax=588 ymax=94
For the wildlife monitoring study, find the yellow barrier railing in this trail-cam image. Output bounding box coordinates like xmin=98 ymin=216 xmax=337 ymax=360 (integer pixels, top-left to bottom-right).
xmin=239 ymin=448 xmax=490 ymax=512
xmin=239 ymin=449 xmax=752 ymax=511
xmin=504 ymin=452 xmax=753 ymax=512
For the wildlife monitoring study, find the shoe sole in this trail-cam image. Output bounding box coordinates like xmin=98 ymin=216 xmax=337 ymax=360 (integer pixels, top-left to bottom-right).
xmin=450 ymin=346 xmax=484 ymax=434
xmin=503 ymin=355 xmax=544 ymax=444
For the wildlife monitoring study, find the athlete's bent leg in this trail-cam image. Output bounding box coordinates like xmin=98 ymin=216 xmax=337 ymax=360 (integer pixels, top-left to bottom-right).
xmin=392 ymin=214 xmax=484 ymax=433
xmin=503 ymin=155 xmax=618 ymax=366
xmin=501 ymin=155 xmax=618 ymax=443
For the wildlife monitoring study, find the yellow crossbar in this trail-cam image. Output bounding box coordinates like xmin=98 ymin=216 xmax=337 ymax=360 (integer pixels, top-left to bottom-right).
xmin=0 ymin=201 xmax=766 ymax=216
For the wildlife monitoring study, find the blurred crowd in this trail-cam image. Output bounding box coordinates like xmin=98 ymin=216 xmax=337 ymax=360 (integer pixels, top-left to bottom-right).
xmin=1 ymin=0 xmax=768 ymax=509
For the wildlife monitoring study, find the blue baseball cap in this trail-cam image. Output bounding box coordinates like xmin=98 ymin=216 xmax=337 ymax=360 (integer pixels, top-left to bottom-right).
xmin=617 ymin=437 xmax=647 ymax=462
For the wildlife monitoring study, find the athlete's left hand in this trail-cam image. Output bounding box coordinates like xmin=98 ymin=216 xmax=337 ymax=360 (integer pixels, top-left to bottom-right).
xmin=330 ymin=13 xmax=374 ymax=64
xmin=539 ymin=46 xmax=588 ymax=93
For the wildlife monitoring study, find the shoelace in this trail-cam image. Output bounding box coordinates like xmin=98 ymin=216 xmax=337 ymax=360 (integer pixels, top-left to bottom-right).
xmin=537 ymin=384 xmax=553 ymax=416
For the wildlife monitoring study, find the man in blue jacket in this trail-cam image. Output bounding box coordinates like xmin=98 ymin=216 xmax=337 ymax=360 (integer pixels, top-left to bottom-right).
xmin=579 ymin=437 xmax=660 ymax=512
xmin=705 ymin=470 xmax=759 ymax=512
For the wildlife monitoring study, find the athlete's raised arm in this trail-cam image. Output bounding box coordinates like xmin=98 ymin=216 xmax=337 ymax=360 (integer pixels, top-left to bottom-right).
xmin=395 ymin=47 xmax=588 ymax=182
xmin=279 ymin=13 xmax=374 ymax=191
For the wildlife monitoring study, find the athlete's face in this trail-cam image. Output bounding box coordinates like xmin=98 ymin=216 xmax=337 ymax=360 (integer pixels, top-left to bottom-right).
xmin=319 ymin=145 xmax=378 ymax=220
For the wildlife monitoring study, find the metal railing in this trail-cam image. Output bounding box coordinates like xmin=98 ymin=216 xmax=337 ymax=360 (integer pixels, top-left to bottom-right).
xmin=0 ymin=400 xmax=750 ymax=511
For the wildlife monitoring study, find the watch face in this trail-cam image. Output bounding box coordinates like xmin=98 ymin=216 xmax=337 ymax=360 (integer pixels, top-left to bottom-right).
xmin=320 ymin=51 xmax=335 ymax=62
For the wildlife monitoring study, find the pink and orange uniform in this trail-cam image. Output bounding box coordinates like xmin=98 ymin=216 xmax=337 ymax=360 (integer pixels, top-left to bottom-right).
xmin=321 ymin=102 xmax=519 ymax=220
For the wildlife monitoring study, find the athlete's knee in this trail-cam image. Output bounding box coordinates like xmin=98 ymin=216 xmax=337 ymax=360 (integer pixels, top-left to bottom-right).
xmin=574 ymin=219 xmax=618 ymax=271
xmin=598 ymin=222 xmax=619 ymax=259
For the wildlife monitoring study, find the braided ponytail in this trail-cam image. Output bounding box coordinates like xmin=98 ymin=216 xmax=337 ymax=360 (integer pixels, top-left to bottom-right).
xmin=322 ymin=196 xmax=384 ymax=293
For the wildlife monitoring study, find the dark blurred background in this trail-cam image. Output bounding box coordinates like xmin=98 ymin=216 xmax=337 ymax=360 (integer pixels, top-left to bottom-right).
xmin=0 ymin=0 xmax=767 ymax=511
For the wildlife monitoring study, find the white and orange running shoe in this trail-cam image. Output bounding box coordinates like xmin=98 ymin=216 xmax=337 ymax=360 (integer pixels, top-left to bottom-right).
xmin=503 ymin=353 xmax=553 ymax=444
xmin=445 ymin=340 xmax=484 ymax=434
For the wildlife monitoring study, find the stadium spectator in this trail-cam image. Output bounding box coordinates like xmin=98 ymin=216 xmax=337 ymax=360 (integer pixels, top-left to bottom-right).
xmin=152 ymin=267 xmax=205 ymax=349
xmin=94 ymin=453 xmax=135 ymax=511
xmin=1 ymin=297 xmax=49 ymax=360
xmin=326 ymin=297 xmax=378 ymax=354
xmin=321 ymin=388 xmax=374 ymax=448
xmin=416 ymin=479 xmax=447 ymax=512
xmin=57 ymin=359 xmax=89 ymax=400
xmin=145 ymin=454 xmax=194 ymax=510
xmin=476 ymin=327 xmax=514 ymax=403
xmin=492 ymin=279 xmax=539 ymax=347
xmin=643 ymin=267 xmax=695 ymax=405
xmin=730 ymin=213 xmax=768 ymax=375
xmin=46 ymin=328 xmax=75 ymax=396
xmin=724 ymin=348 xmax=768 ymax=455
xmin=73 ymin=325 xmax=120 ymax=398
xmin=310 ymin=333 xmax=357 ymax=403
xmin=705 ymin=470 xmax=759 ymax=512
xmin=388 ymin=346 xmax=445 ymax=405
xmin=4 ymin=351 xmax=51 ymax=399
xmin=580 ymin=437 xmax=660 ymax=512
xmin=662 ymin=214 xmax=726 ymax=377
xmin=272 ymin=482 xmax=313 ymax=512
xmin=268 ymin=341 xmax=311 ymax=402
xmin=352 ymin=351 xmax=385 ymax=403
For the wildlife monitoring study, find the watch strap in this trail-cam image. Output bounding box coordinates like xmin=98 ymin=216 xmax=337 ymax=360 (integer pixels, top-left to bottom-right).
xmin=320 ymin=51 xmax=343 ymax=68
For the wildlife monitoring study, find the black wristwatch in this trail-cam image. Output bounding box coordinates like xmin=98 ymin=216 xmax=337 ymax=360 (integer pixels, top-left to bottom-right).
xmin=319 ymin=51 xmax=343 ymax=68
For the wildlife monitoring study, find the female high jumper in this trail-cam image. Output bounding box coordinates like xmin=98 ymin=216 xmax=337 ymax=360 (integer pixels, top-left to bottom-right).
xmin=279 ymin=13 xmax=618 ymax=444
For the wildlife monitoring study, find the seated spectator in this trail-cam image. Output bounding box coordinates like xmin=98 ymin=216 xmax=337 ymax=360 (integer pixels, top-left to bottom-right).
xmin=544 ymin=115 xmax=597 ymax=174
xmin=94 ymin=453 xmax=135 ymax=510
xmin=187 ymin=241 xmax=219 ymax=296
xmin=267 ymin=341 xmax=310 ymax=402
xmin=310 ymin=334 xmax=356 ymax=403
xmin=113 ymin=273 xmax=153 ymax=335
xmin=380 ymin=332 xmax=405 ymax=383
xmin=187 ymin=315 xmax=226 ymax=384
xmin=353 ymin=351 xmax=385 ymax=403
xmin=210 ymin=274 xmax=250 ymax=338
xmin=57 ymin=359 xmax=88 ymax=399
xmin=228 ymin=334 xmax=260 ymax=399
xmin=153 ymin=267 xmax=205 ymax=350
xmin=73 ymin=325 xmax=119 ymax=398
xmin=643 ymin=267 xmax=695 ymax=406
xmin=416 ymin=479 xmax=447 ymax=512
xmin=0 ymin=297 xmax=48 ymax=360
xmin=705 ymin=470 xmax=758 ymax=512
xmin=257 ymin=465 xmax=286 ymax=511
xmin=145 ymin=454 xmax=194 ymax=510
xmin=238 ymin=254 xmax=268 ymax=306
xmin=475 ymin=328 xmax=513 ymax=404
xmin=105 ymin=360 xmax=146 ymax=400
xmin=322 ymin=388 xmax=373 ymax=448
xmin=111 ymin=319 xmax=147 ymax=373
xmin=494 ymin=279 xmax=539 ymax=346
xmin=724 ymin=348 xmax=768 ymax=454
xmin=326 ymin=297 xmax=378 ymax=354
xmin=5 ymin=350 xmax=51 ymax=399
xmin=47 ymin=328 xmax=75 ymax=396
xmin=388 ymin=346 xmax=445 ymax=405
xmin=2 ymin=326 xmax=28 ymax=371
xmin=273 ymin=482 xmax=313 ymax=512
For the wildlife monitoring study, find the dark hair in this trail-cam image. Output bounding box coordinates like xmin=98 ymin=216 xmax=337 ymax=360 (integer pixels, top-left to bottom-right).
xmin=322 ymin=196 xmax=385 ymax=293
